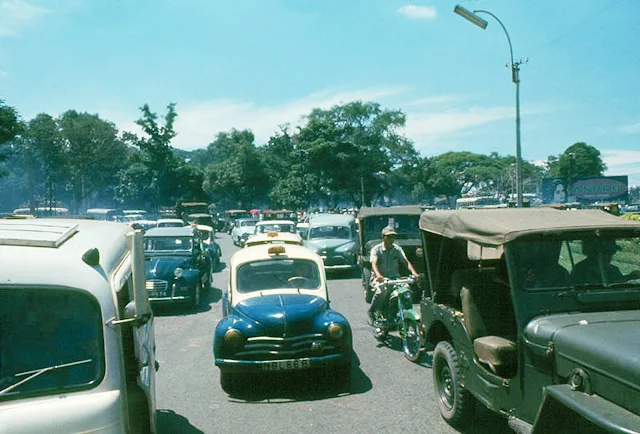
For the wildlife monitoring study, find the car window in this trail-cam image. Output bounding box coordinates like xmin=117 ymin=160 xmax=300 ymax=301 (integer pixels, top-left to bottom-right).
xmin=144 ymin=237 xmax=193 ymax=252
xmin=236 ymin=259 xmax=321 ymax=293
xmin=0 ymin=289 xmax=104 ymax=401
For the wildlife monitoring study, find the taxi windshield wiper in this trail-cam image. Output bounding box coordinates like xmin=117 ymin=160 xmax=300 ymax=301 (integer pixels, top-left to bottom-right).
xmin=0 ymin=359 xmax=92 ymax=396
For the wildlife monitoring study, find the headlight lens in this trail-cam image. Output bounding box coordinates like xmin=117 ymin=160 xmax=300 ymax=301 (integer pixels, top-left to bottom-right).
xmin=174 ymin=268 xmax=183 ymax=278
xmin=328 ymin=323 xmax=344 ymax=340
xmin=224 ymin=328 xmax=245 ymax=351
xmin=340 ymin=243 xmax=355 ymax=253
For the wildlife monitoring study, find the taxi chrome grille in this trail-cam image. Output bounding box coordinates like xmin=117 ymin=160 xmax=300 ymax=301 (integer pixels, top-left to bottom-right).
xmin=146 ymin=279 xmax=168 ymax=292
xmin=235 ymin=333 xmax=338 ymax=360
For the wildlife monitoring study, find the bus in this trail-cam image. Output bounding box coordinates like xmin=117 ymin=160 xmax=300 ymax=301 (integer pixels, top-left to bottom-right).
xmin=455 ymin=196 xmax=502 ymax=209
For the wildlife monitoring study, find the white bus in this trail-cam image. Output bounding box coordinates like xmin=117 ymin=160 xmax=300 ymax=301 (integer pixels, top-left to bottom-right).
xmin=456 ymin=196 xmax=502 ymax=209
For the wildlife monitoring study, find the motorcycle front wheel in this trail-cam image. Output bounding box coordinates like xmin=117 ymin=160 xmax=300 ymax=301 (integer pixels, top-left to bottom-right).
xmin=402 ymin=318 xmax=422 ymax=362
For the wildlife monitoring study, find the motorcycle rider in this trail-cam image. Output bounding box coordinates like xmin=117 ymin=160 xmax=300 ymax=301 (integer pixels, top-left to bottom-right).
xmin=367 ymin=226 xmax=420 ymax=324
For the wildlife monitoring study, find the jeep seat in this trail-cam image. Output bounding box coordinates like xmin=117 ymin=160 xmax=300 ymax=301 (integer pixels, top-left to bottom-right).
xmin=457 ymin=268 xmax=517 ymax=377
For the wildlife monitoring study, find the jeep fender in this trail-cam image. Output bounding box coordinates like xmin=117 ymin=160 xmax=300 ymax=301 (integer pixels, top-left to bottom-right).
xmin=532 ymin=384 xmax=640 ymax=434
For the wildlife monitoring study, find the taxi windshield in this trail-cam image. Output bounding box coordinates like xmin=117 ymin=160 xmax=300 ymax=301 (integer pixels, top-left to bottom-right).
xmin=236 ymin=259 xmax=321 ymax=293
xmin=508 ymin=235 xmax=640 ymax=291
xmin=0 ymin=289 xmax=104 ymax=401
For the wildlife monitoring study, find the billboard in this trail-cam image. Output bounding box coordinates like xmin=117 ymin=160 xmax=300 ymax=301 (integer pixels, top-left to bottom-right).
xmin=542 ymin=176 xmax=628 ymax=204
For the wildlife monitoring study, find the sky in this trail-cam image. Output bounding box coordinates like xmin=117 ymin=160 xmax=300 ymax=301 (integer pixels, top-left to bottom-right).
xmin=1 ymin=0 xmax=640 ymax=186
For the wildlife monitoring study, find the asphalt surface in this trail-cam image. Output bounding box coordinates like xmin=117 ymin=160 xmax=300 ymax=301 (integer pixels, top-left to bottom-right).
xmin=151 ymin=233 xmax=511 ymax=434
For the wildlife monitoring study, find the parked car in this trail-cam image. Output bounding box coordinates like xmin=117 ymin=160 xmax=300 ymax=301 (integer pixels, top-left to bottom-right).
xmin=357 ymin=205 xmax=427 ymax=303
xmin=303 ymin=214 xmax=359 ymax=273
xmin=156 ymin=218 xmax=185 ymax=228
xmin=230 ymin=217 xmax=259 ymax=246
xmin=0 ymin=219 xmax=157 ymax=433
xmin=143 ymin=227 xmax=210 ymax=308
xmin=418 ymin=208 xmax=640 ymax=432
xmin=213 ymin=242 xmax=352 ymax=394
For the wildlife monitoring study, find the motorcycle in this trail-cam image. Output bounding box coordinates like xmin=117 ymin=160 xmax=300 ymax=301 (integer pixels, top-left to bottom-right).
xmin=371 ymin=277 xmax=422 ymax=362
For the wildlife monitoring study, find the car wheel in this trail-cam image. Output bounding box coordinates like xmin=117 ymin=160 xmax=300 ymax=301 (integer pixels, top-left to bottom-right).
xmin=333 ymin=362 xmax=351 ymax=390
xmin=191 ymin=281 xmax=201 ymax=309
xmin=433 ymin=341 xmax=476 ymax=428
xmin=362 ymin=268 xmax=373 ymax=303
xmin=402 ymin=318 xmax=422 ymax=363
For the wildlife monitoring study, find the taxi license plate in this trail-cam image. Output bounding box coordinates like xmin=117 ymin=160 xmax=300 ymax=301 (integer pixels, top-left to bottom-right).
xmin=262 ymin=359 xmax=310 ymax=371
xmin=148 ymin=290 xmax=163 ymax=298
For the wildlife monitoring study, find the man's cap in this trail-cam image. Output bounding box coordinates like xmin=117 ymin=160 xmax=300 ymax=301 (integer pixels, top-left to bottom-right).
xmin=382 ymin=226 xmax=397 ymax=237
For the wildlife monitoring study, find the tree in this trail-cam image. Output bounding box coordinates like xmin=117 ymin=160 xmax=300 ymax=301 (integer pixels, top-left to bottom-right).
xmin=203 ymin=129 xmax=270 ymax=208
xmin=295 ymin=101 xmax=417 ymax=207
xmin=546 ymin=142 xmax=606 ymax=180
xmin=0 ymin=100 xmax=21 ymax=146
xmin=58 ymin=111 xmax=127 ymax=212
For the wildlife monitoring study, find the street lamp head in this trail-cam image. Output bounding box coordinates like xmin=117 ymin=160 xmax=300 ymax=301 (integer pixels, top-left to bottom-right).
xmin=453 ymin=5 xmax=488 ymax=29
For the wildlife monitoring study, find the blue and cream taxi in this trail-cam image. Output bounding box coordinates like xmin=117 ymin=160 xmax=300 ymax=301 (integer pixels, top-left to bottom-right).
xmin=213 ymin=242 xmax=352 ymax=393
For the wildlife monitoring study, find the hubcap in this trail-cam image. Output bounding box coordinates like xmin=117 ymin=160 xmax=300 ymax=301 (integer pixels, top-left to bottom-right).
xmin=438 ymin=364 xmax=454 ymax=410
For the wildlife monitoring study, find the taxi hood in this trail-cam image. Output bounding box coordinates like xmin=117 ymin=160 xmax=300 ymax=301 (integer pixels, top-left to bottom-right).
xmin=234 ymin=294 xmax=327 ymax=336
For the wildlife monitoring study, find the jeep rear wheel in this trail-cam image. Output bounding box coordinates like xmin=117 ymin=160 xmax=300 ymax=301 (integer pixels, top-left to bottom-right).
xmin=433 ymin=341 xmax=475 ymax=428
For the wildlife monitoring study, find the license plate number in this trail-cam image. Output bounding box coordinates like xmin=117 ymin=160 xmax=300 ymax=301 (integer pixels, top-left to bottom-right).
xmin=148 ymin=290 xmax=162 ymax=298
xmin=262 ymin=359 xmax=310 ymax=371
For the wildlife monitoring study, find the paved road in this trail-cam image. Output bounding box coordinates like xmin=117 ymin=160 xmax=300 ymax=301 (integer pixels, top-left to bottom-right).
xmin=152 ymin=233 xmax=510 ymax=434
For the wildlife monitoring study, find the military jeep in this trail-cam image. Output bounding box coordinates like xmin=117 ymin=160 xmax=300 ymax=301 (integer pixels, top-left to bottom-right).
xmin=357 ymin=205 xmax=426 ymax=303
xmin=418 ymin=208 xmax=640 ymax=433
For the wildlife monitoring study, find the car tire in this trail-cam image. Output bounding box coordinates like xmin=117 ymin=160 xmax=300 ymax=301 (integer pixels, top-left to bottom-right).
xmin=191 ymin=281 xmax=201 ymax=310
xmin=433 ymin=341 xmax=476 ymax=428
xmin=402 ymin=318 xmax=422 ymax=363
xmin=333 ymin=362 xmax=351 ymax=390
xmin=362 ymin=268 xmax=373 ymax=303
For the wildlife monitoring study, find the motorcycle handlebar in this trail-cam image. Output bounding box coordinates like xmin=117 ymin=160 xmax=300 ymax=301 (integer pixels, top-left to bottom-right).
xmin=383 ymin=277 xmax=415 ymax=286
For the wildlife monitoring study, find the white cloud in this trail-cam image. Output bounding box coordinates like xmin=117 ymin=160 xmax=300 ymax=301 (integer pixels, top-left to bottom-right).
xmin=618 ymin=122 xmax=640 ymax=134
xmin=602 ymin=150 xmax=640 ymax=187
xmin=0 ymin=0 xmax=50 ymax=37
xmin=398 ymin=5 xmax=437 ymax=20
xmin=120 ymin=86 xmax=408 ymax=149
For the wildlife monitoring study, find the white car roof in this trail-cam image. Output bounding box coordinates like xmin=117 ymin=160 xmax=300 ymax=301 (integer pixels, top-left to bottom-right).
xmin=255 ymin=219 xmax=296 ymax=226
xmin=244 ymin=232 xmax=302 ymax=247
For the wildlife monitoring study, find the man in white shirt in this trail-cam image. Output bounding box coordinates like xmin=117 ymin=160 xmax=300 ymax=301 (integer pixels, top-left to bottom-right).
xmin=367 ymin=226 xmax=420 ymax=324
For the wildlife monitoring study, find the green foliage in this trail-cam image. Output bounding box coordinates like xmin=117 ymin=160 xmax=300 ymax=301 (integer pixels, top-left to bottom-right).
xmin=546 ymin=142 xmax=606 ymax=180
xmin=0 ymin=100 xmax=22 ymax=146
xmin=202 ymin=129 xmax=270 ymax=208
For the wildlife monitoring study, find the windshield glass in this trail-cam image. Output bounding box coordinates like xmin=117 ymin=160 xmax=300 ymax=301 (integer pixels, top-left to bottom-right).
xmin=236 ymin=259 xmax=321 ymax=293
xmin=255 ymin=223 xmax=297 ymax=234
xmin=309 ymin=225 xmax=351 ymax=240
xmin=362 ymin=216 xmax=420 ymax=243
xmin=509 ymin=235 xmax=640 ymax=290
xmin=0 ymin=289 xmax=104 ymax=401
xmin=145 ymin=236 xmax=193 ymax=252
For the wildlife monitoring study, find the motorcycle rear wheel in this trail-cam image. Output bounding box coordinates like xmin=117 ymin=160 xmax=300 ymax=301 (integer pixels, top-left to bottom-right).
xmin=402 ymin=318 xmax=422 ymax=363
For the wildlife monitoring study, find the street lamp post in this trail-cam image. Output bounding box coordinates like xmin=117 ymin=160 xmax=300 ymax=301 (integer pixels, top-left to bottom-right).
xmin=454 ymin=5 xmax=527 ymax=207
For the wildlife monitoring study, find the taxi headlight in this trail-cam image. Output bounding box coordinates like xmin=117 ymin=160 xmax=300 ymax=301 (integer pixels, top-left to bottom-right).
xmin=327 ymin=323 xmax=344 ymax=340
xmin=174 ymin=268 xmax=183 ymax=279
xmin=224 ymin=328 xmax=245 ymax=351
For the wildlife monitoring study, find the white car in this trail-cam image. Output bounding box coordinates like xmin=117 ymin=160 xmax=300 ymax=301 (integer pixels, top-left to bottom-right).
xmin=244 ymin=231 xmax=303 ymax=247
xmin=156 ymin=218 xmax=185 ymax=228
xmin=245 ymin=219 xmax=302 ymax=246
xmin=230 ymin=218 xmax=259 ymax=246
